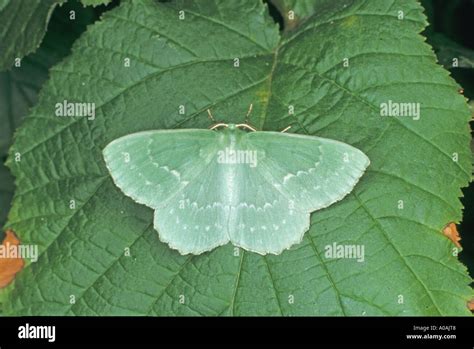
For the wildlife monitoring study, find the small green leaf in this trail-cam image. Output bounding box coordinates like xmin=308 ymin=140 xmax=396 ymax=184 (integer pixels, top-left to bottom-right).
xmin=0 ymin=0 xmax=66 ymax=71
xmin=81 ymin=0 xmax=112 ymax=7
xmin=0 ymin=51 xmax=52 ymax=155
xmin=270 ymin=0 xmax=333 ymax=30
xmin=0 ymin=0 xmax=10 ymax=12
xmin=429 ymin=32 xmax=474 ymax=69
xmin=0 ymin=165 xmax=14 ymax=231
xmin=3 ymin=0 xmax=472 ymax=316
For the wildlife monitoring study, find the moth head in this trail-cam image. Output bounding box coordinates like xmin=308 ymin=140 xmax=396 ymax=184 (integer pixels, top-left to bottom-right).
xmin=207 ymin=104 xmax=257 ymax=132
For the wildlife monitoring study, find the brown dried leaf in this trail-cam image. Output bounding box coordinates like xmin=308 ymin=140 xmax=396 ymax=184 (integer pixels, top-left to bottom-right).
xmin=442 ymin=223 xmax=462 ymax=248
xmin=0 ymin=229 xmax=25 ymax=288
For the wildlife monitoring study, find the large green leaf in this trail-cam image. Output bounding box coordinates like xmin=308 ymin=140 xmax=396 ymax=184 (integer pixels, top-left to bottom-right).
xmin=3 ymin=0 xmax=472 ymax=315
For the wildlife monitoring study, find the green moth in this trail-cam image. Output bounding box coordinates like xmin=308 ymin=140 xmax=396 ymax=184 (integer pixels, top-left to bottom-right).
xmin=103 ymin=121 xmax=370 ymax=256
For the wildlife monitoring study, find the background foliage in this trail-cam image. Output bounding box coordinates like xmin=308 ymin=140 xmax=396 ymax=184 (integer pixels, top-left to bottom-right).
xmin=0 ymin=0 xmax=472 ymax=315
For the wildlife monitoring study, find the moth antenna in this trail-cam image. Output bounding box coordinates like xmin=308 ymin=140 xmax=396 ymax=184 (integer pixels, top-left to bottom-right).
xmin=281 ymin=125 xmax=292 ymax=133
xmin=236 ymin=123 xmax=257 ymax=132
xmin=207 ymin=109 xmax=216 ymax=122
xmin=210 ymin=123 xmax=230 ymax=130
xmin=245 ymin=103 xmax=253 ymax=124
